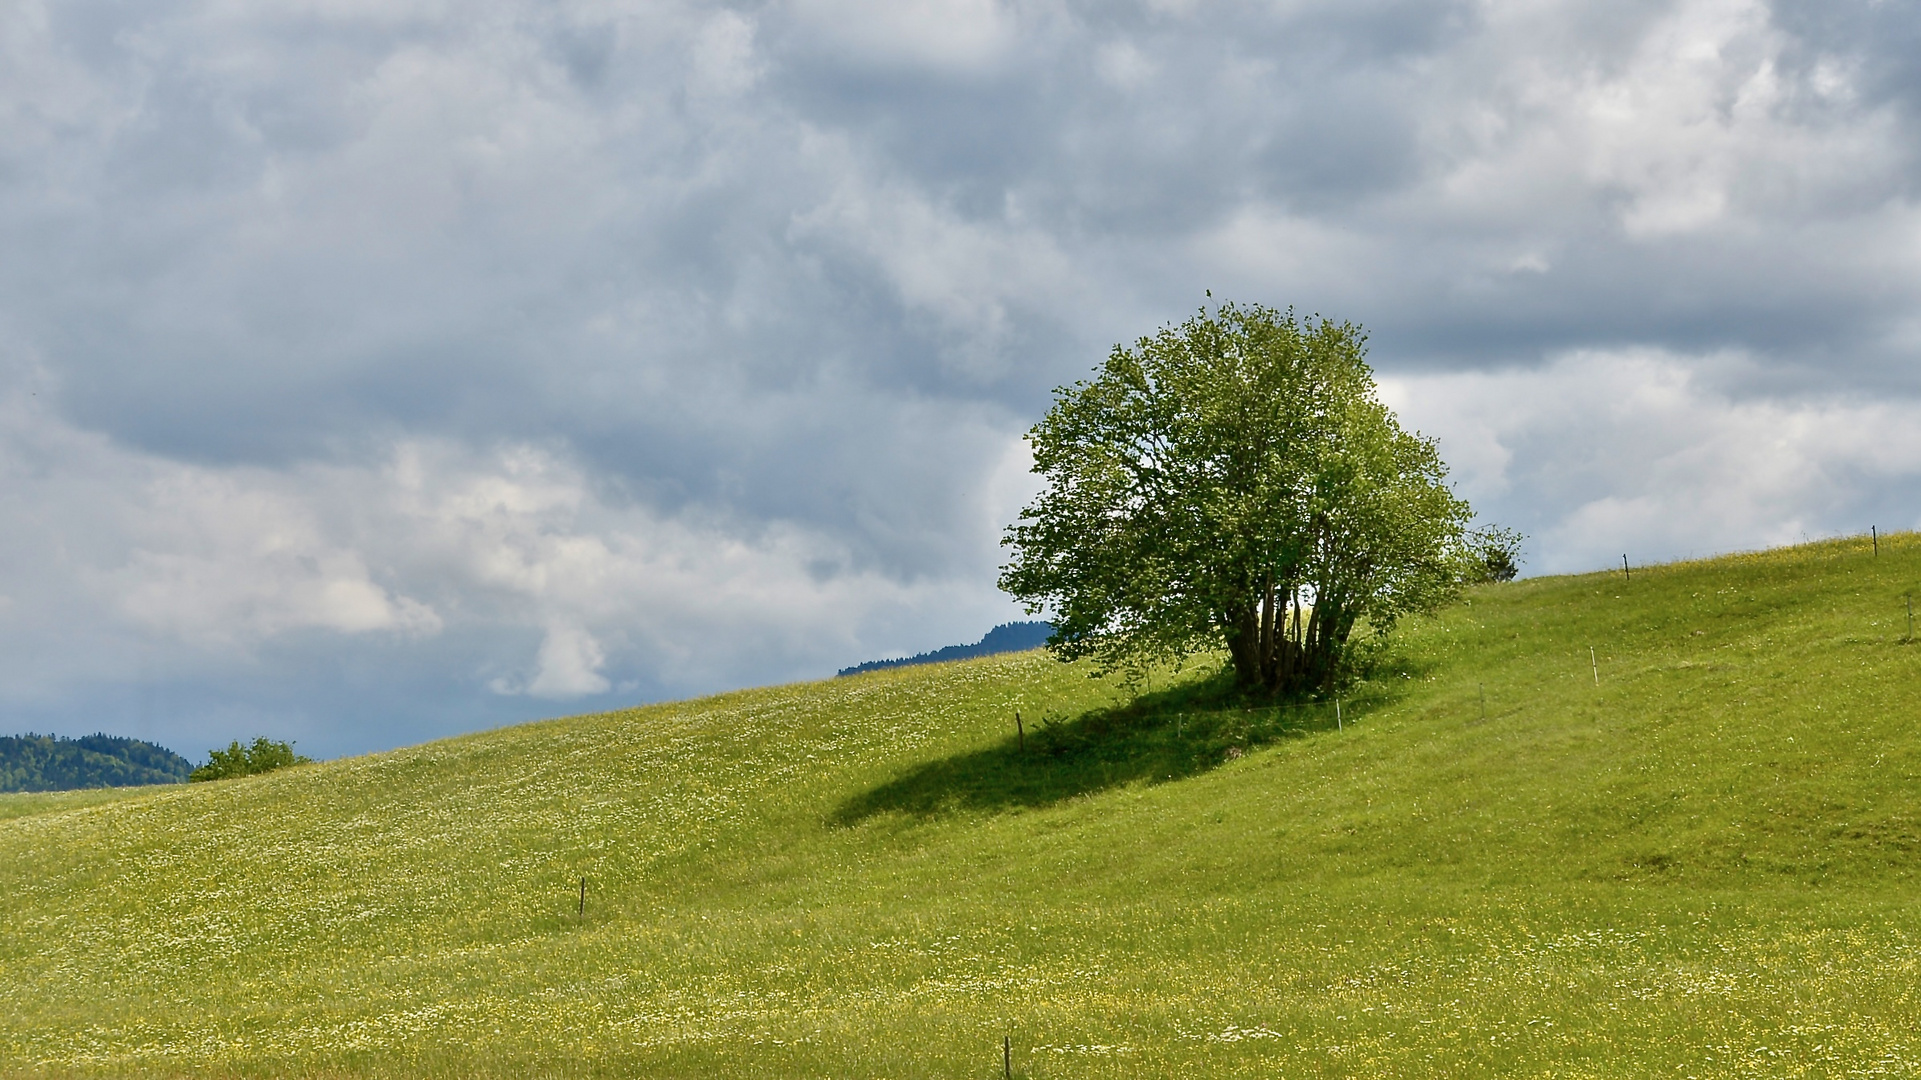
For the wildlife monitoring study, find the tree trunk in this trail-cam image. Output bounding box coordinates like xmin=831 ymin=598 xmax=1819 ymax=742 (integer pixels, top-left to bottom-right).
xmin=1257 ymin=574 xmax=1276 ymax=690
xmin=1225 ymin=603 xmax=1262 ymax=691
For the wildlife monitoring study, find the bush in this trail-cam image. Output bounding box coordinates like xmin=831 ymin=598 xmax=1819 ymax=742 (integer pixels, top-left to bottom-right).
xmin=1470 ymin=526 xmax=1524 ymax=583
xmin=190 ymin=737 xmax=312 ymax=782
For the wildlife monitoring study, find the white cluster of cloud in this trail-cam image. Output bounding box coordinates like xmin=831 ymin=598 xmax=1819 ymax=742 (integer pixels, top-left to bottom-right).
xmin=1383 ymin=349 xmax=1921 ymax=572
xmin=2 ymin=0 xmax=1919 ymax=755
xmin=0 ymin=382 xmax=1031 ymax=749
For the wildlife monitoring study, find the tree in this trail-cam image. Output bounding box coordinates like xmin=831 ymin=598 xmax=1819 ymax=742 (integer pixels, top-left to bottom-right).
xmin=999 ymin=300 xmax=1484 ymax=697
xmin=190 ymin=737 xmax=311 ymax=782
xmin=1470 ymin=525 xmax=1524 ymax=583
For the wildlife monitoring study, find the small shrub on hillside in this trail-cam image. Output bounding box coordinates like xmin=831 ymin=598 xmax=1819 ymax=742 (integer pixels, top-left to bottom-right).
xmin=190 ymin=738 xmax=311 ymax=782
xmin=1470 ymin=526 xmax=1524 ymax=583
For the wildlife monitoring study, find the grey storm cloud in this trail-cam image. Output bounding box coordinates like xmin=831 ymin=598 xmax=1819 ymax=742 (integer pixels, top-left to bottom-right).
xmin=2 ymin=0 xmax=1919 ymax=758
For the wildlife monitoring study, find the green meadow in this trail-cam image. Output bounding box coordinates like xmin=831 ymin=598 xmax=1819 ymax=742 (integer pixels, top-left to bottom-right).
xmin=4 ymin=535 xmax=1921 ymax=1078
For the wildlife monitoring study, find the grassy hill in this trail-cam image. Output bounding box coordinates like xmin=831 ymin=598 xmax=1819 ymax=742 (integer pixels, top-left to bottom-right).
xmin=2 ymin=535 xmax=1919 ymax=1078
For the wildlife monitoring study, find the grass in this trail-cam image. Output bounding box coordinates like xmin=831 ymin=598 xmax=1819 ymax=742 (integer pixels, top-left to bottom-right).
xmin=3 ymin=533 xmax=1921 ymax=1077
xmin=0 ymin=788 xmax=145 ymax=823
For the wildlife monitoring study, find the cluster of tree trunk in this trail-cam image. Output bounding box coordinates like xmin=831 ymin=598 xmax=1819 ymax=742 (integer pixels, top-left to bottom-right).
xmin=1226 ymin=580 xmax=1342 ymax=697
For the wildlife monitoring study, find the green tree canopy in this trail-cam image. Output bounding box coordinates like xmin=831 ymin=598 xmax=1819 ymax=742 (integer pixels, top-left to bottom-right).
xmin=1000 ymin=301 xmax=1497 ymax=697
xmin=190 ymin=737 xmax=311 ymax=782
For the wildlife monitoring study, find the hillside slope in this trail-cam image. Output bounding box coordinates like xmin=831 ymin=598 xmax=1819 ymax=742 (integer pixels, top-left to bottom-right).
xmin=3 ymin=535 xmax=1920 ymax=1078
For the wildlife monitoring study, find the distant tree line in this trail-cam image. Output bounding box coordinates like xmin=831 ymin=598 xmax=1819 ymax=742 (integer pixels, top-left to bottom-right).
xmin=0 ymin=734 xmax=193 ymax=793
xmin=2 ymin=732 xmax=316 ymax=791
xmin=838 ymin=621 xmax=1056 ymax=677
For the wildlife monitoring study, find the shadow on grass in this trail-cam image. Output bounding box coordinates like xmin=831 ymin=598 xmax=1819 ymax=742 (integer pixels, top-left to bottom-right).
xmin=832 ymin=668 xmax=1405 ymax=825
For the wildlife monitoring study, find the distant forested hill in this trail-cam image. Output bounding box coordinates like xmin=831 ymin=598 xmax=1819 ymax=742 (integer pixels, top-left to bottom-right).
xmin=0 ymin=734 xmax=194 ymax=792
xmin=838 ymin=621 xmax=1054 ymax=677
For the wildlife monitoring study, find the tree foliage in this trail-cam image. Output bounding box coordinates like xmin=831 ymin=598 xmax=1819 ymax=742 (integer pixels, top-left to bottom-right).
xmin=0 ymin=733 xmax=193 ymax=792
xmin=1000 ymin=301 xmax=1492 ymax=697
xmin=1470 ymin=525 xmax=1525 ymax=584
xmin=190 ymin=737 xmax=311 ymax=782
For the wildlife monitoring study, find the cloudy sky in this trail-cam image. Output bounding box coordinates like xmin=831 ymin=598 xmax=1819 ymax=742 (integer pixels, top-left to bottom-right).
xmin=3 ymin=0 xmax=1918 ymax=759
